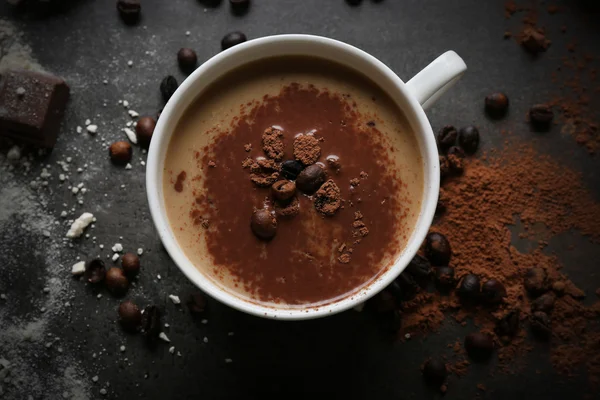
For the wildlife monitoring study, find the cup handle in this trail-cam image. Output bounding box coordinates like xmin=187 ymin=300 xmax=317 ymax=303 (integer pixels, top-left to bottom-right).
xmin=405 ymin=51 xmax=467 ymax=110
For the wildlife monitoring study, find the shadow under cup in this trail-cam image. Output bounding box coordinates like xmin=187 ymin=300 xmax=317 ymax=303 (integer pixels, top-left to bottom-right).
xmin=146 ymin=35 xmax=441 ymax=320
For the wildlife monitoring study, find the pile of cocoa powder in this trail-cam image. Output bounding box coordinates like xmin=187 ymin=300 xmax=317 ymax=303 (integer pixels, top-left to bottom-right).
xmin=385 ymin=139 xmax=600 ymax=387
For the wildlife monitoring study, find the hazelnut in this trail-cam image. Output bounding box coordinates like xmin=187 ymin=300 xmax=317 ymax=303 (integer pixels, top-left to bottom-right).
xmin=250 ymin=209 xmax=277 ymax=240
xmin=177 ymin=48 xmax=198 ymax=72
xmin=118 ymin=300 xmax=142 ymax=332
xmin=109 ymin=141 xmax=132 ymax=164
xmin=121 ymin=253 xmax=140 ymax=276
xmin=135 ymin=116 xmax=156 ymax=149
xmin=105 ymin=268 xmax=129 ymax=296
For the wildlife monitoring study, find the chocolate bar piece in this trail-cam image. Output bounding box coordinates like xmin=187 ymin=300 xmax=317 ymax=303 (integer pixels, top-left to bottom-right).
xmin=0 ymin=69 xmax=70 ymax=148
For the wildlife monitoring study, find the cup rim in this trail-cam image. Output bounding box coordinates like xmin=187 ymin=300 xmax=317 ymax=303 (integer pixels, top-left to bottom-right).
xmin=146 ymin=34 xmax=440 ymax=320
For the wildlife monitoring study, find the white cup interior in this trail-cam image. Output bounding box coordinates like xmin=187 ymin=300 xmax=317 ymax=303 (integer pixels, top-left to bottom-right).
xmin=146 ymin=34 xmax=440 ymax=320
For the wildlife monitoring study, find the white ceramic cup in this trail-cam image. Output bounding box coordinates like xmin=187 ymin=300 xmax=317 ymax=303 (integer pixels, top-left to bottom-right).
xmin=146 ymin=34 xmax=466 ymax=320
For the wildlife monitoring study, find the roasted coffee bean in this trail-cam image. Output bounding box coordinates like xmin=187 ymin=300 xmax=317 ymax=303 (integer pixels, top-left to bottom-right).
xmin=368 ymin=290 xmax=397 ymax=314
xmin=529 ymin=104 xmax=554 ymax=130
xmin=160 ymin=75 xmax=178 ymax=102
xmin=106 ymin=268 xmax=129 ymax=296
xmin=485 ymin=92 xmax=509 ymax=118
xmin=481 ymin=279 xmax=507 ymax=305
xmin=116 ymin=0 xmax=141 ymax=24
xmin=437 ymin=125 xmax=457 ymax=151
xmin=85 ymin=259 xmax=106 ymax=284
xmin=135 ymin=116 xmax=156 ymax=149
xmin=281 ymin=159 xmax=305 ymax=180
xmin=250 ymin=209 xmax=277 ymax=240
xmin=458 ymin=126 xmax=480 ymax=154
xmin=405 ymin=254 xmax=432 ymax=280
xmin=385 ymin=280 xmax=403 ymax=303
xmin=118 ymin=300 xmax=142 ymax=332
xmin=346 ymin=0 xmax=363 ymax=5
xmin=296 ymin=164 xmax=327 ymax=194
xmin=531 ymin=292 xmax=555 ymax=313
xmin=177 ymin=48 xmax=198 ymax=72
xmin=186 ymin=293 xmax=207 ymax=314
xmin=458 ymin=274 xmax=481 ymax=300
xmin=141 ymin=305 xmax=161 ymax=339
xmin=271 ymin=180 xmax=296 ymax=202
xmin=495 ymin=309 xmax=520 ymax=338
xmin=530 ymin=311 xmax=551 ymax=339
xmin=424 ymin=232 xmax=451 ymax=266
xmin=121 ymin=253 xmax=140 ymax=276
xmin=221 ymin=31 xmax=247 ymax=50
xmin=434 ymin=266 xmax=456 ymax=290
xmin=464 ymin=332 xmax=494 ymax=361
xmin=439 ymin=155 xmax=450 ymax=180
xmin=524 ymin=267 xmax=549 ymax=297
xmin=423 ymin=358 xmax=447 ymax=386
xmin=109 ymin=141 xmax=132 ymax=165
xmin=396 ymin=272 xmax=419 ymax=301
xmin=447 ymin=145 xmax=465 ymax=159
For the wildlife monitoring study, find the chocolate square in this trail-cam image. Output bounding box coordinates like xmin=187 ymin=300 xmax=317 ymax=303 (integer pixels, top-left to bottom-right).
xmin=0 ymin=69 xmax=70 ymax=148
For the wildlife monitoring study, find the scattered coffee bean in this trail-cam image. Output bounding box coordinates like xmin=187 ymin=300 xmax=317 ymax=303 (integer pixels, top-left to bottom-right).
xmin=186 ymin=293 xmax=207 ymax=314
xmin=396 ymin=272 xmax=419 ymax=301
xmin=160 ymin=75 xmax=178 ymax=102
xmin=485 ymin=92 xmax=509 ymax=118
xmin=368 ymin=290 xmax=397 ymax=314
xmin=121 ymin=253 xmax=140 ymax=276
xmin=230 ymin=0 xmax=250 ymax=13
xmin=85 ymin=259 xmax=106 ymax=284
xmin=531 ymin=292 xmax=555 ymax=313
xmin=271 ymin=180 xmax=296 ymax=202
xmin=481 ymin=279 xmax=507 ymax=305
xmin=495 ymin=309 xmax=520 ymax=338
xmin=106 ymin=268 xmax=129 ymax=296
xmin=135 ymin=116 xmax=156 ymax=149
xmin=296 ymin=164 xmax=327 ymax=194
xmin=447 ymin=145 xmax=465 ymax=159
xmin=458 ymin=274 xmax=481 ymax=300
xmin=524 ymin=267 xmax=549 ymax=297
xmin=221 ymin=31 xmax=247 ymax=50
xmin=281 ymin=159 xmax=305 ymax=180
xmin=250 ymin=209 xmax=277 ymax=240
xmin=458 ymin=126 xmax=480 ymax=154
xmin=530 ymin=311 xmax=551 ymax=339
xmin=141 ymin=305 xmax=161 ymax=339
xmin=464 ymin=332 xmax=494 ymax=361
xmin=346 ymin=0 xmax=363 ymax=5
xmin=406 ymin=254 xmax=432 ymax=280
xmin=521 ymin=28 xmax=550 ymax=54
xmin=423 ymin=359 xmax=447 ymax=386
xmin=434 ymin=266 xmax=456 ymax=290
xmin=424 ymin=232 xmax=451 ymax=266
xmin=109 ymin=141 xmax=132 ymax=165
xmin=437 ymin=125 xmax=457 ymax=151
xmin=118 ymin=300 xmax=142 ymax=332
xmin=529 ymin=104 xmax=554 ymax=130
xmin=439 ymin=155 xmax=450 ymax=180
xmin=116 ymin=0 xmax=141 ymax=24
xmin=177 ymin=48 xmax=198 ymax=72
xmin=552 ymin=280 xmax=565 ymax=295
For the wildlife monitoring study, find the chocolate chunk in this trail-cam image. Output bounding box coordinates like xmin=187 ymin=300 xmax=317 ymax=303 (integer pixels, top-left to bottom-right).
xmin=464 ymin=332 xmax=494 ymax=361
xmin=521 ymin=28 xmax=550 ymax=54
xmin=314 ymin=179 xmax=341 ymax=216
xmin=250 ymin=209 xmax=277 ymax=240
xmin=281 ymin=159 xmax=304 ymax=180
xmin=293 ymin=134 xmax=321 ymax=165
xmin=221 ymin=31 xmax=247 ymax=50
xmin=262 ymin=127 xmax=284 ymax=161
xmin=529 ymin=104 xmax=554 ymax=130
xmin=296 ymin=164 xmax=327 ymax=194
xmin=437 ymin=125 xmax=457 ymax=151
xmin=0 ymin=70 xmax=70 ymax=148
xmin=423 ymin=359 xmax=447 ymax=386
xmin=271 ymin=180 xmax=296 ymax=202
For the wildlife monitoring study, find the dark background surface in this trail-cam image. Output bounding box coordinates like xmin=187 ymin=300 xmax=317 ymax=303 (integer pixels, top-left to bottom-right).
xmin=0 ymin=0 xmax=599 ymax=399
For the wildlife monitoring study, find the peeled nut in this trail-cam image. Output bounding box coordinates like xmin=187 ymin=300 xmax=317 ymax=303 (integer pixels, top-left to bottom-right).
xmin=121 ymin=253 xmax=140 ymax=276
xmin=118 ymin=300 xmax=142 ymax=332
xmin=271 ymin=180 xmax=296 ymax=202
xmin=250 ymin=209 xmax=277 ymax=240
xmin=106 ymin=268 xmax=129 ymax=296
xmin=109 ymin=141 xmax=132 ymax=164
xmin=135 ymin=116 xmax=156 ymax=148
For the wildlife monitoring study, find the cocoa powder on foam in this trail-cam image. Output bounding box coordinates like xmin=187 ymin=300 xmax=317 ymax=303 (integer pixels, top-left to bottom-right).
xmin=396 ymin=140 xmax=600 ymax=384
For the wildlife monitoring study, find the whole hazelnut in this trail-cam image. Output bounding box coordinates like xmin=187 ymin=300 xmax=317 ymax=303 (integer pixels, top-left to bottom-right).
xmin=106 ymin=268 xmax=129 ymax=296
xmin=135 ymin=116 xmax=156 ymax=149
xmin=177 ymin=48 xmax=198 ymax=71
xmin=121 ymin=253 xmax=140 ymax=276
xmin=118 ymin=300 xmax=142 ymax=332
xmin=250 ymin=209 xmax=277 ymax=240
xmin=109 ymin=141 xmax=132 ymax=164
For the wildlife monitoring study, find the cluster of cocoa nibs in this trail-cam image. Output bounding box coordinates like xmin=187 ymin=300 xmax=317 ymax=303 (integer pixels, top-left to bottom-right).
xmin=243 ymin=127 xmax=343 ymax=241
